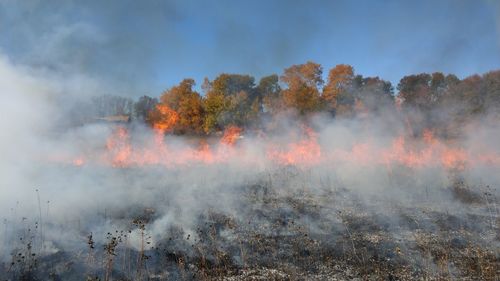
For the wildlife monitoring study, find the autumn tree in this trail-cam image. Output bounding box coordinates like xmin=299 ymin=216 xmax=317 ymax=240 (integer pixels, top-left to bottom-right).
xmin=148 ymin=103 xmax=179 ymax=133
xmin=280 ymin=61 xmax=323 ymax=114
xmin=129 ymin=64 xmax=500 ymax=137
xmin=158 ymin=79 xmax=205 ymax=134
xmin=322 ymin=64 xmax=354 ymax=114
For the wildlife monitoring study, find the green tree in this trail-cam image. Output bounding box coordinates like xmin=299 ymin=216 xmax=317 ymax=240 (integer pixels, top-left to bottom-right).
xmin=397 ymin=73 xmax=432 ymax=110
xmin=257 ymin=74 xmax=282 ymax=114
xmin=202 ymin=74 xmax=258 ymax=133
xmin=134 ymin=95 xmax=158 ymax=123
xmin=352 ymin=76 xmax=393 ymax=113
xmin=483 ymin=70 xmax=500 ymax=114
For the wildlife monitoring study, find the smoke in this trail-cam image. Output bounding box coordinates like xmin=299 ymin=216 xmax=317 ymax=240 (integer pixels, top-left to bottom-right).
xmin=0 ymin=54 xmax=53 ymax=202
xmin=0 ymin=2 xmax=499 ymax=278
xmin=3 ymin=0 xmax=499 ymax=96
xmin=0 ymin=49 xmax=499 ymax=262
xmin=0 ymin=0 xmax=320 ymax=95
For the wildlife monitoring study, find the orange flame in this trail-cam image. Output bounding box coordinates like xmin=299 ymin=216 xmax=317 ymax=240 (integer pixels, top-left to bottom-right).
xmin=72 ymin=156 xmax=85 ymax=166
xmin=60 ymin=124 xmax=499 ymax=172
xmin=267 ymin=126 xmax=321 ymax=166
xmin=220 ymin=126 xmax=243 ymax=146
xmin=105 ymin=126 xmax=132 ymax=167
xmin=152 ymin=104 xmax=179 ymax=133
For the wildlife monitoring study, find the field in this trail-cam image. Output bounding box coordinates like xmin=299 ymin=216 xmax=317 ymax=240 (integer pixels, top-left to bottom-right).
xmin=2 ymin=166 xmax=498 ymax=281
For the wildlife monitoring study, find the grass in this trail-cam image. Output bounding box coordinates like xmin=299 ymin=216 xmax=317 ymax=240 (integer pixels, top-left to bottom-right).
xmin=1 ymin=172 xmax=499 ymax=280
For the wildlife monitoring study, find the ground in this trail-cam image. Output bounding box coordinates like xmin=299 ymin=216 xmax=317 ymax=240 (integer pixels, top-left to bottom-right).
xmin=2 ymin=168 xmax=499 ymax=280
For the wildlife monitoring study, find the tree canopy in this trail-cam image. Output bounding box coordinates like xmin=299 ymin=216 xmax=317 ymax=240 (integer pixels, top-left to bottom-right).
xmin=82 ymin=61 xmax=500 ymax=137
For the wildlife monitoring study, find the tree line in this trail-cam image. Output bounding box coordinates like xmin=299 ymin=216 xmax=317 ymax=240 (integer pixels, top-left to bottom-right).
xmin=84 ymin=61 xmax=500 ymax=137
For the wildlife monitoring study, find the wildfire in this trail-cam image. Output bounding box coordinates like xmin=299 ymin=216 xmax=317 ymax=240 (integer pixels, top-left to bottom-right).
xmin=195 ymin=140 xmax=215 ymax=163
xmin=220 ymin=126 xmax=243 ymax=146
xmin=105 ymin=126 xmax=132 ymax=167
xmin=267 ymin=126 xmax=321 ymax=166
xmin=152 ymin=104 xmax=179 ymax=133
xmin=72 ymin=156 xmax=85 ymax=166
xmin=63 ymin=124 xmax=500 ymax=171
xmin=375 ymin=131 xmax=469 ymax=170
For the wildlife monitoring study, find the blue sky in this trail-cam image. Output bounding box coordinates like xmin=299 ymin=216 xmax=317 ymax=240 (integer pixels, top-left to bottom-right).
xmin=1 ymin=0 xmax=499 ymax=96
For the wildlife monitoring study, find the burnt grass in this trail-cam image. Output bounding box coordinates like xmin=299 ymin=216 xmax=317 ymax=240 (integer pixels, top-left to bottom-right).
xmin=1 ymin=170 xmax=499 ymax=280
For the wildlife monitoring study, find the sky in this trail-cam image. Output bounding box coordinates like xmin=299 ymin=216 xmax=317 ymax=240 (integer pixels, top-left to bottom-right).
xmin=0 ymin=0 xmax=499 ymax=97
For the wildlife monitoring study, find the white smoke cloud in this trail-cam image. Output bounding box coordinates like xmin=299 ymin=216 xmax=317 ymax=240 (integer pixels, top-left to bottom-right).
xmin=0 ymin=47 xmax=499 ymax=276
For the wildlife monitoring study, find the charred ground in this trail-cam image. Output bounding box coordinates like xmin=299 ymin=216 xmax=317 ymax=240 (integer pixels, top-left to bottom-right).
xmin=2 ymin=167 xmax=498 ymax=281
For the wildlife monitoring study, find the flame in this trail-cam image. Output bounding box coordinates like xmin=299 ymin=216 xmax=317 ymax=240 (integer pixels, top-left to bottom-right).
xmin=72 ymin=156 xmax=85 ymax=166
xmin=379 ymin=133 xmax=468 ymax=170
xmin=220 ymin=126 xmax=243 ymax=146
xmin=61 ymin=124 xmax=499 ymax=172
xmin=267 ymin=126 xmax=321 ymax=166
xmin=152 ymin=104 xmax=179 ymax=133
xmin=422 ymin=129 xmax=436 ymax=144
xmin=105 ymin=126 xmax=132 ymax=167
xmin=441 ymin=147 xmax=467 ymax=170
xmin=195 ymin=140 xmax=215 ymax=163
xmin=83 ymin=126 xmax=240 ymax=167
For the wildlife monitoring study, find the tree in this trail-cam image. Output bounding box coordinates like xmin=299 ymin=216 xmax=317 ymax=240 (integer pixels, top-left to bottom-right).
xmin=257 ymin=74 xmax=282 ymax=114
xmin=160 ymin=79 xmax=196 ymax=109
xmin=92 ymin=95 xmax=134 ymax=117
xmin=436 ymin=74 xmax=460 ymax=106
xmin=350 ymin=76 xmax=393 ymax=115
xmin=210 ymin=74 xmax=256 ymax=97
xmin=203 ymin=90 xmax=227 ymax=133
xmin=176 ymin=90 xmax=205 ymax=134
xmin=280 ymin=61 xmax=323 ymax=114
xmin=444 ymin=74 xmax=460 ymax=87
xmin=331 ymin=75 xmax=393 ymax=118
xmin=148 ymin=104 xmax=179 ymax=133
xmin=322 ymin=64 xmax=354 ymax=113
xmin=452 ymin=74 xmax=485 ymax=114
xmin=397 ymin=73 xmax=432 ymax=110
xmin=483 ymin=70 xmax=500 ymax=114
xmin=223 ymin=91 xmax=251 ymax=126
xmin=202 ymin=74 xmax=258 ymax=133
xmin=430 ymin=72 xmax=446 ymax=102
xmin=159 ymin=79 xmax=205 ymax=134
xmin=134 ymin=95 xmax=158 ymax=123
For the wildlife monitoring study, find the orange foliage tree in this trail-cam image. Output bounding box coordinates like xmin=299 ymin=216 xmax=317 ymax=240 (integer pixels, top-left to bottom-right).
xmin=280 ymin=61 xmax=323 ymax=114
xmin=158 ymin=79 xmax=204 ymax=134
xmin=322 ymin=64 xmax=354 ymax=114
